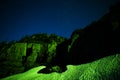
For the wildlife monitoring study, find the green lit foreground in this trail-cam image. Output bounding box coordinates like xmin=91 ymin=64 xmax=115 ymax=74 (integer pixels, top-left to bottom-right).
xmin=1 ymin=54 xmax=120 ymax=80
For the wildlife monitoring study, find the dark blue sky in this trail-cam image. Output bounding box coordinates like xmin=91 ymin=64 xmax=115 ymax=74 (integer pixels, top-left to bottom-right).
xmin=0 ymin=0 xmax=119 ymax=42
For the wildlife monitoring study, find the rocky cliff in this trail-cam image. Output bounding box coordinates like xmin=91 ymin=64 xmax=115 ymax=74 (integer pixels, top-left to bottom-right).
xmin=0 ymin=2 xmax=120 ymax=80
xmin=0 ymin=34 xmax=66 ymax=78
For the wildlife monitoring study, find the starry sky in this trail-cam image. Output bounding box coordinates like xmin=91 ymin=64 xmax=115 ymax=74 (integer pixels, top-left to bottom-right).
xmin=0 ymin=0 xmax=119 ymax=42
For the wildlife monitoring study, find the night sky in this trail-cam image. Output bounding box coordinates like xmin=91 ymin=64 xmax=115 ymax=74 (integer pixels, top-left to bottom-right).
xmin=0 ymin=0 xmax=119 ymax=42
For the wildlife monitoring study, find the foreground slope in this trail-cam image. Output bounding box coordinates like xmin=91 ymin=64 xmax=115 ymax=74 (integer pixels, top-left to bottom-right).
xmin=1 ymin=54 xmax=120 ymax=80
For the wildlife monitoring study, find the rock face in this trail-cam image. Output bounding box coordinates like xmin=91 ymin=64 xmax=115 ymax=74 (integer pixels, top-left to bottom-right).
xmin=0 ymin=34 xmax=66 ymax=78
xmin=46 ymin=40 xmax=57 ymax=64
xmin=67 ymin=2 xmax=120 ymax=65
xmin=0 ymin=42 xmax=56 ymax=78
xmin=50 ymin=2 xmax=120 ymax=66
xmin=0 ymin=43 xmax=27 ymax=78
xmin=23 ymin=43 xmax=41 ymax=70
xmin=7 ymin=43 xmax=27 ymax=61
xmin=0 ymin=43 xmax=27 ymax=61
xmin=0 ymin=2 xmax=120 ymax=79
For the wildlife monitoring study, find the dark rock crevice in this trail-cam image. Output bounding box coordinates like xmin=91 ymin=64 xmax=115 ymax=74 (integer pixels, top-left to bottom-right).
xmin=22 ymin=47 xmax=32 ymax=65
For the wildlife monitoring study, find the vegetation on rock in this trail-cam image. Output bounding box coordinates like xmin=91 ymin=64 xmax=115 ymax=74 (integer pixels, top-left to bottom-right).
xmin=0 ymin=2 xmax=120 ymax=79
xmin=0 ymin=33 xmax=66 ymax=78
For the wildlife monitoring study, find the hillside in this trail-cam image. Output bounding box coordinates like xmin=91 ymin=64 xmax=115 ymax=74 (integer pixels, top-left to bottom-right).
xmin=0 ymin=2 xmax=120 ymax=80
